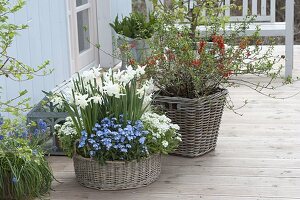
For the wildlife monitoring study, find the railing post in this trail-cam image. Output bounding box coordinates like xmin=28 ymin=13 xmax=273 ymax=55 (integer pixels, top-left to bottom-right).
xmin=285 ymin=0 xmax=294 ymax=77
xmin=270 ymin=0 xmax=276 ymax=22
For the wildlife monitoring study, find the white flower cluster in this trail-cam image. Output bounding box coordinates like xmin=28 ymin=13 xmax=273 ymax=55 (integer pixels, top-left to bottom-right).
xmin=50 ymin=93 xmax=64 ymax=109
xmin=141 ymin=112 xmax=181 ymax=147
xmin=59 ymin=65 xmax=153 ymax=109
xmin=54 ymin=117 xmax=77 ymax=136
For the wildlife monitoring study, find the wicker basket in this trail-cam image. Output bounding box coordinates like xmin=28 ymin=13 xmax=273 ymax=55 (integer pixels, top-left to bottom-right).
xmin=154 ymin=89 xmax=228 ymax=157
xmin=73 ymin=154 xmax=161 ymax=190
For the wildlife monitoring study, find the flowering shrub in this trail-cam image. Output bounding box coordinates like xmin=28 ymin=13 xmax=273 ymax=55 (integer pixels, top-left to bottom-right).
xmin=54 ymin=117 xmax=78 ymax=157
xmin=0 ymin=118 xmax=52 ymax=200
xmin=141 ymin=112 xmax=181 ymax=154
xmin=146 ymin=0 xmax=286 ymax=99
xmin=55 ymin=66 xmax=181 ymax=162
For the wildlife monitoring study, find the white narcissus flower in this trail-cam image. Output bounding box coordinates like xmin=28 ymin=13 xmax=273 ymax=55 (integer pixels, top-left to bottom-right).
xmin=135 ymin=65 xmax=146 ymax=78
xmin=87 ymin=96 xmax=103 ymax=104
xmin=51 ymin=94 xmax=64 ymax=107
xmin=143 ymin=93 xmax=153 ymax=108
xmin=102 ymin=68 xmax=113 ymax=83
xmin=103 ymin=81 xmax=122 ymax=98
xmin=113 ymin=69 xmax=124 ymax=82
xmin=144 ymin=78 xmax=155 ymax=95
xmin=162 ymin=140 xmax=169 ymax=148
xmin=92 ymin=67 xmax=101 ymax=78
xmin=119 ymin=66 xmax=136 ymax=85
xmin=82 ymin=70 xmax=96 ymax=83
xmin=74 ymin=93 xmax=89 ymax=108
xmin=137 ymin=78 xmax=156 ymax=99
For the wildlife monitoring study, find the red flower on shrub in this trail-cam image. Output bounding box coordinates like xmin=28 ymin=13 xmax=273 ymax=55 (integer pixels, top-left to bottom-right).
xmin=198 ymin=40 xmax=207 ymax=54
xmin=147 ymin=57 xmax=157 ymax=66
xmin=191 ymin=59 xmax=201 ymax=67
xmin=217 ymin=63 xmax=224 ymax=71
xmin=212 ymin=35 xmax=225 ymax=54
xmin=166 ymin=50 xmax=175 ymax=61
xmin=246 ymin=51 xmax=251 ymax=58
xmin=239 ymin=38 xmax=249 ymax=50
xmin=129 ymin=58 xmax=135 ymax=65
xmin=223 ymin=70 xmax=233 ymax=78
xmin=256 ymin=39 xmax=263 ymax=46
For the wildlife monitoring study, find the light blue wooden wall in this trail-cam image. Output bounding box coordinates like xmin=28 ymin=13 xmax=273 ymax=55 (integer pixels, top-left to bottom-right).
xmin=0 ymin=0 xmax=70 ymax=113
xmin=111 ymin=0 xmax=132 ymax=20
xmin=0 ymin=0 xmax=133 ymax=117
xmin=97 ymin=0 xmax=132 ymax=67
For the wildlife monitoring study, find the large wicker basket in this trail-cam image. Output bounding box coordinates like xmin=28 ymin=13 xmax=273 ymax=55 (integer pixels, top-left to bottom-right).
xmin=154 ymin=89 xmax=228 ymax=157
xmin=73 ymin=154 xmax=161 ymax=190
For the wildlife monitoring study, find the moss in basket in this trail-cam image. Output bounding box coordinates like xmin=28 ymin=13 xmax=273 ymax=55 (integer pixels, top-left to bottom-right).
xmin=110 ymin=12 xmax=157 ymax=39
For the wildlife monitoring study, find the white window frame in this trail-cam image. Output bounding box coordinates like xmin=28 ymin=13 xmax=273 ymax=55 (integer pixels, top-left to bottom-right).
xmin=66 ymin=0 xmax=99 ymax=74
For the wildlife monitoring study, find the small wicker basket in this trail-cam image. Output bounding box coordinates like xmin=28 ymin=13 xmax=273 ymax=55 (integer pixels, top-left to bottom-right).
xmin=73 ymin=153 xmax=161 ymax=190
xmin=154 ymin=89 xmax=228 ymax=157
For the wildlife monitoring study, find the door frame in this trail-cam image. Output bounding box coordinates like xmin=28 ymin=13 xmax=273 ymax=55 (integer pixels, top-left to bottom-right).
xmin=66 ymin=0 xmax=99 ymax=74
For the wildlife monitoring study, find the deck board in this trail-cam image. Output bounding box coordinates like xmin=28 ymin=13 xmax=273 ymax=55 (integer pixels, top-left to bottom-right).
xmin=47 ymin=46 xmax=300 ymax=200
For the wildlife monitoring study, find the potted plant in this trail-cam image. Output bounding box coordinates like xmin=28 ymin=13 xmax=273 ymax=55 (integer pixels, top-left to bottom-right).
xmin=0 ymin=117 xmax=53 ymax=200
xmin=55 ymin=66 xmax=181 ymax=190
xmin=146 ymin=0 xmax=286 ymax=157
xmin=110 ymin=12 xmax=157 ymax=69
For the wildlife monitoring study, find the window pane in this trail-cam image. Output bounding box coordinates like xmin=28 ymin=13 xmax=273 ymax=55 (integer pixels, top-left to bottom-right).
xmin=77 ymin=9 xmax=90 ymax=53
xmin=76 ymin=0 xmax=88 ymax=7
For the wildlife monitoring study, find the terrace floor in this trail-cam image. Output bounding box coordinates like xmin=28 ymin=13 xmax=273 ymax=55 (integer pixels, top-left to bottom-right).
xmin=47 ymin=46 xmax=300 ymax=200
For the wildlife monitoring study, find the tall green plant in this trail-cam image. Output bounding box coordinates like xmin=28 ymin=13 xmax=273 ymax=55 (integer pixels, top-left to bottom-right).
xmin=110 ymin=12 xmax=157 ymax=39
xmin=0 ymin=119 xmax=53 ymax=200
xmin=59 ymin=66 xmax=153 ymax=136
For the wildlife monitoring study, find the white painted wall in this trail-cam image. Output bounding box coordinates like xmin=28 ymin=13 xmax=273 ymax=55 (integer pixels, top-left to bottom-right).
xmin=97 ymin=0 xmax=132 ymax=67
xmin=0 ymin=0 xmax=70 ymax=114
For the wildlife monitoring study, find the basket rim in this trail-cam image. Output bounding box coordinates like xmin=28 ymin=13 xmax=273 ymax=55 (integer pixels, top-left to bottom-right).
xmin=154 ymin=88 xmax=228 ymax=102
xmin=73 ymin=153 xmax=160 ymax=165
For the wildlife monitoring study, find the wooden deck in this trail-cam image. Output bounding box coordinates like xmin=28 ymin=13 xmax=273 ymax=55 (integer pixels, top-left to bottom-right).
xmin=47 ymin=46 xmax=300 ymax=200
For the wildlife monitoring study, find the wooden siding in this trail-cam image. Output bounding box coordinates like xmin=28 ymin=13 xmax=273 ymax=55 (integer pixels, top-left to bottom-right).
xmin=0 ymin=0 xmax=133 ymax=116
xmin=0 ymin=0 xmax=70 ymax=112
xmin=97 ymin=0 xmax=132 ymax=67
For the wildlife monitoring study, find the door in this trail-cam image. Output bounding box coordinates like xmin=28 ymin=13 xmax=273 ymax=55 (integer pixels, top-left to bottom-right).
xmin=67 ymin=0 xmax=99 ymax=73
